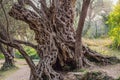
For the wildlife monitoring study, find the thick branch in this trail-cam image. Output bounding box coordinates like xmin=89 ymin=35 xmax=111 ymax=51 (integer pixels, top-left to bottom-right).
xmin=23 ymin=0 xmax=42 ymax=15
xmin=0 ymin=22 xmax=9 ymax=40
xmin=0 ymin=43 xmax=11 ymax=57
xmin=0 ymin=1 xmax=10 ymax=39
xmin=9 ymin=3 xmax=41 ymax=30
xmin=75 ymin=0 xmax=91 ymax=68
xmin=14 ymin=39 xmax=37 ymax=49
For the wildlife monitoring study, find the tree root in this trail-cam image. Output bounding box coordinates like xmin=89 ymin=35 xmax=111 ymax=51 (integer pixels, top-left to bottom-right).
xmin=54 ymin=45 xmax=120 ymax=72
xmin=0 ymin=62 xmax=16 ymax=71
xmin=83 ymin=46 xmax=120 ymax=66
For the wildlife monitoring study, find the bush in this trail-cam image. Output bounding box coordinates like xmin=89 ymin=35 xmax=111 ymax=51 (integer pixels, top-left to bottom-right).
xmin=0 ymin=53 xmax=4 ymax=59
xmin=107 ymin=4 xmax=120 ymax=49
xmin=110 ymin=27 xmax=120 ymax=49
xmin=15 ymin=47 xmax=39 ymax=59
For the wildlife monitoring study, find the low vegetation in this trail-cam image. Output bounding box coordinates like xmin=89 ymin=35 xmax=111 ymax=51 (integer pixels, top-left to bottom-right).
xmin=83 ymin=38 xmax=120 ymax=59
xmin=15 ymin=47 xmax=38 ymax=59
xmin=107 ymin=3 xmax=120 ymax=49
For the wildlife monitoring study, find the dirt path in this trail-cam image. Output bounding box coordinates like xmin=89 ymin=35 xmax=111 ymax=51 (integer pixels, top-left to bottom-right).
xmin=1 ymin=59 xmax=120 ymax=80
xmin=0 ymin=60 xmax=30 ymax=80
xmin=5 ymin=64 xmax=120 ymax=80
xmin=5 ymin=65 xmax=30 ymax=80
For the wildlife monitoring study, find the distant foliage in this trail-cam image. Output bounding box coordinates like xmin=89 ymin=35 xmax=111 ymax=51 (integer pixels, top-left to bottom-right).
xmin=107 ymin=4 xmax=120 ymax=49
xmin=0 ymin=53 xmax=4 ymax=59
xmin=15 ymin=47 xmax=39 ymax=59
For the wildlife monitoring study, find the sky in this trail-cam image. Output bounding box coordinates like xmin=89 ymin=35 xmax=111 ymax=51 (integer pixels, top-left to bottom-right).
xmin=112 ymin=0 xmax=118 ymax=5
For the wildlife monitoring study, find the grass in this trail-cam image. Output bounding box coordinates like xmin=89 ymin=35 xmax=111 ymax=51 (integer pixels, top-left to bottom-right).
xmin=83 ymin=38 xmax=120 ymax=59
xmin=0 ymin=66 xmax=18 ymax=80
xmin=0 ymin=54 xmax=4 ymax=59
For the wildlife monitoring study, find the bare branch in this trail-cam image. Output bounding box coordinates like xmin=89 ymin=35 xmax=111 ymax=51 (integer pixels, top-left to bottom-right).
xmin=27 ymin=0 xmax=42 ymax=15
xmin=9 ymin=3 xmax=41 ymax=30
xmin=18 ymin=0 xmax=42 ymax=15
xmin=0 ymin=42 xmax=11 ymax=57
xmin=39 ymin=0 xmax=51 ymax=19
xmin=0 ymin=0 xmax=10 ymax=40
xmin=0 ymin=22 xmax=9 ymax=40
xmin=0 ymin=38 xmax=37 ymax=77
xmin=39 ymin=0 xmax=47 ymax=9
xmin=14 ymin=39 xmax=37 ymax=49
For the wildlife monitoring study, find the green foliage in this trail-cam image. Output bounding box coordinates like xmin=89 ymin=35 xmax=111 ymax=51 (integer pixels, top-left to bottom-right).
xmin=0 ymin=53 xmax=4 ymax=59
xmin=107 ymin=4 xmax=120 ymax=49
xmin=15 ymin=47 xmax=39 ymax=59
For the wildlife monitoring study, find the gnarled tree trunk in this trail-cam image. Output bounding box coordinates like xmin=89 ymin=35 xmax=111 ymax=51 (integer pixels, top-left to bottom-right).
xmin=8 ymin=0 xmax=77 ymax=79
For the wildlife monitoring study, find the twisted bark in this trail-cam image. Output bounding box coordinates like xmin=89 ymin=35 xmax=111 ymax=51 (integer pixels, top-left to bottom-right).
xmin=0 ymin=22 xmax=15 ymax=70
xmin=0 ymin=43 xmax=14 ymax=70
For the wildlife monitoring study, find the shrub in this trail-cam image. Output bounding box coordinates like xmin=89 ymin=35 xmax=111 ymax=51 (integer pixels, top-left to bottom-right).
xmin=107 ymin=4 xmax=120 ymax=49
xmin=0 ymin=53 xmax=4 ymax=59
xmin=15 ymin=47 xmax=39 ymax=59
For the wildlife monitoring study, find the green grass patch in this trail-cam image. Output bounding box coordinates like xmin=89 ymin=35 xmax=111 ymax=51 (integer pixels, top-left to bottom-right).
xmin=15 ymin=46 xmax=39 ymax=59
xmin=83 ymin=38 xmax=120 ymax=59
xmin=0 ymin=54 xmax=4 ymax=59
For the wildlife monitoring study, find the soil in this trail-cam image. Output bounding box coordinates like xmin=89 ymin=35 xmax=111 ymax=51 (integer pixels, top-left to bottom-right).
xmin=0 ymin=60 xmax=120 ymax=80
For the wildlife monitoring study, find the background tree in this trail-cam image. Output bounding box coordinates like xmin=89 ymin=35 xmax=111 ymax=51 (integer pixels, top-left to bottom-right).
xmin=0 ymin=0 xmax=35 ymax=70
xmin=75 ymin=0 xmax=113 ymax=38
xmin=75 ymin=0 xmax=91 ymax=69
xmin=0 ymin=0 xmax=15 ymax=70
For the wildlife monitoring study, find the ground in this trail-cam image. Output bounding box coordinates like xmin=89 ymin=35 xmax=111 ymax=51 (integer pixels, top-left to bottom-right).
xmin=87 ymin=64 xmax=120 ymax=79
xmin=5 ymin=59 xmax=30 ymax=80
xmin=0 ymin=59 xmax=30 ymax=80
xmin=0 ymin=38 xmax=120 ymax=80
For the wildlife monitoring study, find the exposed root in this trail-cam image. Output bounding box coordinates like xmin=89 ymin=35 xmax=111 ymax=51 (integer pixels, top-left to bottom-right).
xmin=77 ymin=71 xmax=114 ymax=80
xmin=63 ymin=71 xmax=115 ymax=80
xmin=54 ymin=45 xmax=120 ymax=72
xmin=0 ymin=59 xmax=15 ymax=71
xmin=83 ymin=46 xmax=120 ymax=65
xmin=0 ymin=63 xmax=16 ymax=71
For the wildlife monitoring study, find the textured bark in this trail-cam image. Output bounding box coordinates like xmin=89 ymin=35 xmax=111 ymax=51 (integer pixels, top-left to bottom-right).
xmin=0 ymin=22 xmax=15 ymax=70
xmin=75 ymin=0 xmax=91 ymax=69
xmin=8 ymin=0 xmax=76 ymax=79
xmin=0 ymin=43 xmax=14 ymax=70
xmin=0 ymin=0 xmax=118 ymax=80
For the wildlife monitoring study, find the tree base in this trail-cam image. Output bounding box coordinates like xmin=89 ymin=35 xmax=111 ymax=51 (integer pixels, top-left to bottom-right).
xmin=0 ymin=59 xmax=15 ymax=71
xmin=29 ymin=45 xmax=120 ymax=80
xmin=83 ymin=46 xmax=120 ymax=66
xmin=53 ymin=46 xmax=120 ymax=72
xmin=0 ymin=64 xmax=16 ymax=71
